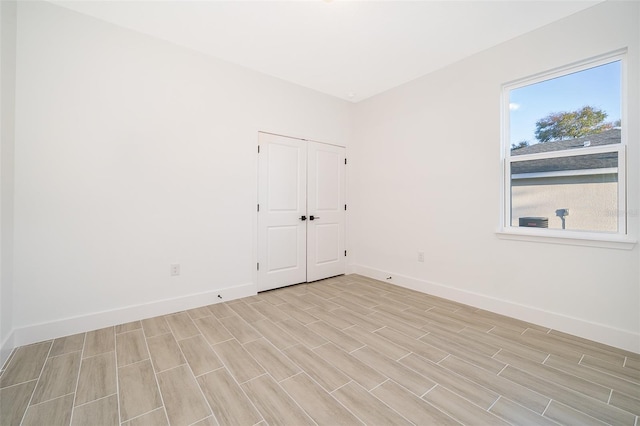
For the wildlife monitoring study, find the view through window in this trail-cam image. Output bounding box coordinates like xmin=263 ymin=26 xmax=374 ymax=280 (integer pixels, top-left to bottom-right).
xmin=504 ymin=56 xmax=625 ymax=235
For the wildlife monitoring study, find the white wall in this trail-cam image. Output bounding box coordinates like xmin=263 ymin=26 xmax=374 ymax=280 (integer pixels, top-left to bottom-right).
xmin=0 ymin=0 xmax=17 ymax=366
xmin=12 ymin=1 xmax=351 ymax=345
xmin=349 ymin=1 xmax=640 ymax=352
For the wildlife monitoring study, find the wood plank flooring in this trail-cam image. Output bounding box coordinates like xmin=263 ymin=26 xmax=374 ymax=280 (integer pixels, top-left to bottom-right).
xmin=1 ymin=274 xmax=639 ymax=425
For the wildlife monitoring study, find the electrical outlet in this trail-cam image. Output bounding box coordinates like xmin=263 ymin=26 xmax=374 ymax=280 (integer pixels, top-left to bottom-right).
xmin=418 ymin=251 xmax=425 ymax=262
xmin=170 ymin=264 xmax=180 ymax=276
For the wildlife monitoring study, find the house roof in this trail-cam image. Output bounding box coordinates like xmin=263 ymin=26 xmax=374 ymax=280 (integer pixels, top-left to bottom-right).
xmin=511 ymin=128 xmax=620 ymax=175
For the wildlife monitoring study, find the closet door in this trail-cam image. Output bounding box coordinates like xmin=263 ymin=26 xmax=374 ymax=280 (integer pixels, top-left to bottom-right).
xmin=257 ymin=133 xmax=307 ymax=292
xmin=306 ymin=141 xmax=346 ymax=282
xmin=257 ymin=133 xmax=346 ymax=292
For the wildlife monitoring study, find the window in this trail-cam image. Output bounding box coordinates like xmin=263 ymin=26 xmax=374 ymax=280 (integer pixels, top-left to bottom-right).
xmin=500 ymin=51 xmax=632 ymax=246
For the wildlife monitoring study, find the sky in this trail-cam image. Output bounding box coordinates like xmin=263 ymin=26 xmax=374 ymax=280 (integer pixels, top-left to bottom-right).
xmin=509 ymin=60 xmax=621 ymax=146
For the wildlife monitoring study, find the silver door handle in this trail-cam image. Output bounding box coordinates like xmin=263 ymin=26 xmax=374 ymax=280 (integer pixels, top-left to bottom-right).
xmin=310 ymin=215 xmax=320 ymax=221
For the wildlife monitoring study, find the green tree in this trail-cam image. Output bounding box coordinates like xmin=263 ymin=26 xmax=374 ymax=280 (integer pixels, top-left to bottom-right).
xmin=534 ymin=106 xmax=613 ymax=143
xmin=511 ymin=140 xmax=529 ymax=150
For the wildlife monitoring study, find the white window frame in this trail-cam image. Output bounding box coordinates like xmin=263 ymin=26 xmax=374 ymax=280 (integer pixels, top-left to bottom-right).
xmin=498 ymin=50 xmax=636 ymax=249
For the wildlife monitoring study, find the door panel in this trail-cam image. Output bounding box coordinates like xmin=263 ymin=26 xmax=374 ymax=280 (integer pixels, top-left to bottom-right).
xmin=267 ymin=226 xmax=301 ymax=271
xmin=307 ymin=141 xmax=346 ymax=282
xmin=315 ymin=150 xmax=341 ymax=210
xmin=268 ymin=143 xmax=302 ymax=211
xmin=258 ymin=133 xmax=307 ymax=291
xmin=314 ymin=223 xmax=340 ymax=264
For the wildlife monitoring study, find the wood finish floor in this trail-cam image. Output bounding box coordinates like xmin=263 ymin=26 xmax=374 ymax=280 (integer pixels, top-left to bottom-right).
xmin=1 ymin=274 xmax=639 ymax=426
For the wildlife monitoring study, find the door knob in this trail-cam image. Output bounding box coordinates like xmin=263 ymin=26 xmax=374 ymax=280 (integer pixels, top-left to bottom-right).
xmin=310 ymin=215 xmax=320 ymax=221
xmin=299 ymin=215 xmax=307 ymax=221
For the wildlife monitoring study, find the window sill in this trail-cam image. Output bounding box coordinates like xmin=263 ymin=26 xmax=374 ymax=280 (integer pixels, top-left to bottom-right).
xmin=496 ymin=228 xmax=637 ymax=250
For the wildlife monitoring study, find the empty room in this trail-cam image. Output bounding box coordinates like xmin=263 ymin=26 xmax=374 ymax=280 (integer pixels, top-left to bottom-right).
xmin=1 ymin=1 xmax=639 ymax=425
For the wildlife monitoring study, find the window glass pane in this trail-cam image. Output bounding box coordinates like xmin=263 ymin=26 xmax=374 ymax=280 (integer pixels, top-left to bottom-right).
xmin=511 ymin=152 xmax=618 ymax=233
xmin=509 ymin=61 xmax=621 ymax=154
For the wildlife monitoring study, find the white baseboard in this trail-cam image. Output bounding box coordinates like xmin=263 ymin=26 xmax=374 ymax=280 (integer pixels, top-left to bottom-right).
xmin=1 ymin=330 xmax=15 ymax=369
xmin=351 ymin=264 xmax=640 ymax=354
xmin=12 ymin=283 xmax=256 ymax=348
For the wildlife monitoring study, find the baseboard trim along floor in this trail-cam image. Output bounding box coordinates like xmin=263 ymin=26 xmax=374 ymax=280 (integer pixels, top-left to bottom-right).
xmin=351 ymin=264 xmax=639 ymax=354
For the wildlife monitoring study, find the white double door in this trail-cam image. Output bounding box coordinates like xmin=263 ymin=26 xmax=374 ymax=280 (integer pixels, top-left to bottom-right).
xmin=258 ymin=133 xmax=346 ymax=292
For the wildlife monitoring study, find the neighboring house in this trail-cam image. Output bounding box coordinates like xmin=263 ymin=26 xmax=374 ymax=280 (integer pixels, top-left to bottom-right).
xmin=510 ymin=128 xmax=620 ymax=232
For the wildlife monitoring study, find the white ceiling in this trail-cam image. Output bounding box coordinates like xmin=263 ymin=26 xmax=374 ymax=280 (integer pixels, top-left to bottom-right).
xmin=52 ymin=0 xmax=602 ymax=102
